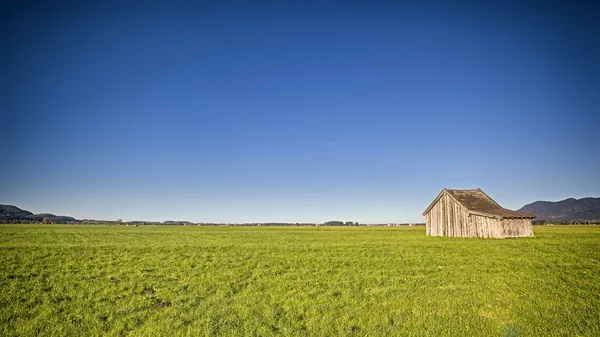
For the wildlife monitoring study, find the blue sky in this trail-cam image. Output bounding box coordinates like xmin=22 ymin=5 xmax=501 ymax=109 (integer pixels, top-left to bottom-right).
xmin=2 ymin=1 xmax=599 ymax=223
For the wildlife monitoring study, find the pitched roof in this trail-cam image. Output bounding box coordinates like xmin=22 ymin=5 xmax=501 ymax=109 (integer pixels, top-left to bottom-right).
xmin=423 ymin=188 xmax=536 ymax=219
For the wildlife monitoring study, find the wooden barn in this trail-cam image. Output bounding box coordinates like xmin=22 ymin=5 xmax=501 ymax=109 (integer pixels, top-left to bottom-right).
xmin=423 ymin=188 xmax=535 ymax=238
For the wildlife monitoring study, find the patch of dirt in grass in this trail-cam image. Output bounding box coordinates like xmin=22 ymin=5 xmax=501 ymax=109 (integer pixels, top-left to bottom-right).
xmin=141 ymin=287 xmax=171 ymax=308
xmin=154 ymin=300 xmax=172 ymax=308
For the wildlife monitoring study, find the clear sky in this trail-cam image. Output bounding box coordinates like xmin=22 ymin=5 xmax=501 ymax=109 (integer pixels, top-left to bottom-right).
xmin=2 ymin=1 xmax=599 ymax=223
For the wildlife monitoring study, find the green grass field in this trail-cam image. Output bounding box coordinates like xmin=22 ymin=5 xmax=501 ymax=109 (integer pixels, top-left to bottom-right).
xmin=1 ymin=225 xmax=599 ymax=336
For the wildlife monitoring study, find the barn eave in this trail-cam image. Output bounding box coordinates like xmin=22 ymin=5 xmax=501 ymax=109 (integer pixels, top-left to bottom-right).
xmin=468 ymin=210 xmax=536 ymax=220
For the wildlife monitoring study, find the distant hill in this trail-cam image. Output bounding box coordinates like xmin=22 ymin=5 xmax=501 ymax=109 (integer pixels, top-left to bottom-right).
xmin=518 ymin=198 xmax=600 ymax=223
xmin=0 ymin=205 xmax=79 ymax=224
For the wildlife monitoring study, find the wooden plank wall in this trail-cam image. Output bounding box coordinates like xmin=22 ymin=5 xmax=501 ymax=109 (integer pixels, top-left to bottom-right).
xmin=426 ymin=193 xmax=470 ymax=237
xmin=468 ymin=214 xmax=502 ymax=238
xmin=501 ymin=219 xmax=534 ymax=237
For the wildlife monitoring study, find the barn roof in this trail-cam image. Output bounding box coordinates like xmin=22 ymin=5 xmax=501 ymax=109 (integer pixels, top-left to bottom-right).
xmin=422 ymin=188 xmax=536 ymax=219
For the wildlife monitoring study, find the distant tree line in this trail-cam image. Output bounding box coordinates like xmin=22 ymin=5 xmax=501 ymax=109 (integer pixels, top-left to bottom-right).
xmin=533 ymin=220 xmax=600 ymax=225
xmin=0 ymin=217 xmax=80 ymax=224
xmin=0 ymin=220 xmax=403 ymax=226
xmin=4 ymin=219 xmax=594 ymax=226
xmin=321 ymin=221 xmax=360 ymax=226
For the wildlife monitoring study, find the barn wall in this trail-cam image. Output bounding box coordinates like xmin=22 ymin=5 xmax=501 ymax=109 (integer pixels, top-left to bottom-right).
xmin=468 ymin=214 xmax=502 ymax=238
xmin=425 ymin=193 xmax=470 ymax=237
xmin=501 ymin=219 xmax=534 ymax=238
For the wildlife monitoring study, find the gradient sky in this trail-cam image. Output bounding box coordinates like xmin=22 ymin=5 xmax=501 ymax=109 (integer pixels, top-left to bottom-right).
xmin=2 ymin=1 xmax=599 ymax=223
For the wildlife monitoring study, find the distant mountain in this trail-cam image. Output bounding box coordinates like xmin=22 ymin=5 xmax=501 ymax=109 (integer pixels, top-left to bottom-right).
xmin=0 ymin=205 xmax=79 ymax=224
xmin=1 ymin=204 xmax=35 ymax=221
xmin=518 ymin=197 xmax=600 ymax=222
xmin=0 ymin=204 xmax=204 ymax=225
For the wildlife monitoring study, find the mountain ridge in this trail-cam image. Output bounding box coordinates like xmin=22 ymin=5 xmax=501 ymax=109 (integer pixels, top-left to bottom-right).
xmin=517 ymin=197 xmax=600 ymax=223
xmin=0 ymin=205 xmax=78 ymax=223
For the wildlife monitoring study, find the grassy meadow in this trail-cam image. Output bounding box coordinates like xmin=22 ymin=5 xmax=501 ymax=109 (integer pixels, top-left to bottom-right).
xmin=1 ymin=225 xmax=599 ymax=336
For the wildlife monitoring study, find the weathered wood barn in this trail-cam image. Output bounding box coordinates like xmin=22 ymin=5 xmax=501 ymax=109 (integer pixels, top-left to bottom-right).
xmin=423 ymin=188 xmax=535 ymax=238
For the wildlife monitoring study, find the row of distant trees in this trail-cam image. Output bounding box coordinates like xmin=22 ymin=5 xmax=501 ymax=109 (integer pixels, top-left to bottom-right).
xmin=0 ymin=219 xmax=404 ymax=226
xmin=0 ymin=218 xmax=79 ymax=224
xmin=3 ymin=219 xmax=598 ymax=225
xmin=322 ymin=221 xmax=359 ymax=226
xmin=533 ymin=220 xmax=600 ymax=225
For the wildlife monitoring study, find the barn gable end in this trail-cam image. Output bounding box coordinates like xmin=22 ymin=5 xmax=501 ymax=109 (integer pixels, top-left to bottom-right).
xmin=423 ymin=189 xmax=535 ymax=238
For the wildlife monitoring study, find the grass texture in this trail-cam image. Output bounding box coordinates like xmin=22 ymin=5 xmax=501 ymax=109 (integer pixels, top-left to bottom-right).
xmin=1 ymin=225 xmax=599 ymax=336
